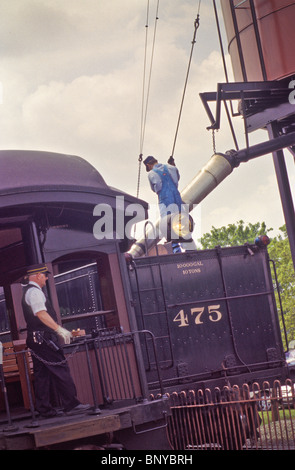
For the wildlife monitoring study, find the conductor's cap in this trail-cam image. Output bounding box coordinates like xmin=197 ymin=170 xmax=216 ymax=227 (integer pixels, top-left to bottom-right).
xmin=26 ymin=264 xmax=51 ymax=276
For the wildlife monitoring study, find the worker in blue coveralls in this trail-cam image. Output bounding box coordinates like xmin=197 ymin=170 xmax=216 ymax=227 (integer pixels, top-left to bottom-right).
xmin=143 ymin=155 xmax=185 ymax=253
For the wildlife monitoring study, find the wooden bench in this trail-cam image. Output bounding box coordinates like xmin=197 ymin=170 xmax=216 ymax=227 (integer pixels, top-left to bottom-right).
xmin=1 ymin=340 xmax=34 ymax=409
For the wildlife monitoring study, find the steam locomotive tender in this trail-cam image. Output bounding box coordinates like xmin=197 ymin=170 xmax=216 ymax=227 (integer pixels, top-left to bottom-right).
xmin=127 ymin=241 xmax=289 ymax=393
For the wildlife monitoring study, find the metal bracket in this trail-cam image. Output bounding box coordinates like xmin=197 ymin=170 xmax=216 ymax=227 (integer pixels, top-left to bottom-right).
xmin=132 ymin=411 xmax=168 ymax=435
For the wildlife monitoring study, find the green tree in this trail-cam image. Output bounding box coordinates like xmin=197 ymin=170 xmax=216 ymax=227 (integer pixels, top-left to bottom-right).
xmin=199 ymin=220 xmax=272 ymax=249
xmin=268 ymin=225 xmax=295 ymax=345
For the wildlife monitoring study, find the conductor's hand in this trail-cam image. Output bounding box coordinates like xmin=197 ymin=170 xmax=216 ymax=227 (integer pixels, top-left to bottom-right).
xmin=55 ymin=326 xmax=72 ymax=345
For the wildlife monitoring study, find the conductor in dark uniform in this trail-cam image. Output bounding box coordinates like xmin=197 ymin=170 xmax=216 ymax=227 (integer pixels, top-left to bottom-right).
xmin=22 ymin=264 xmax=90 ymax=418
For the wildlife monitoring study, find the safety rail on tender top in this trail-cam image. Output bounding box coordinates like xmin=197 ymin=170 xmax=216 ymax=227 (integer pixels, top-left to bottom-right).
xmin=0 ymin=328 xmax=163 ymax=430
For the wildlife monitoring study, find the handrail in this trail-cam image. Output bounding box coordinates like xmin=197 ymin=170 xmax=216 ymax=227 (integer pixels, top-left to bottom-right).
xmin=0 ymin=329 xmax=164 ymax=429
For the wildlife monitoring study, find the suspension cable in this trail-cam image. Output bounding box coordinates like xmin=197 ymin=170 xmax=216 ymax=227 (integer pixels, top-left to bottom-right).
xmin=136 ymin=0 xmax=149 ymax=199
xmin=139 ymin=0 xmax=150 ymax=160
xmin=170 ymin=0 xmax=201 ymax=161
xmin=137 ymin=0 xmax=160 ymax=198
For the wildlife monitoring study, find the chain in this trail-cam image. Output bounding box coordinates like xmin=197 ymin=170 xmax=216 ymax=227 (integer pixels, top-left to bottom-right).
xmin=212 ymin=128 xmax=217 ymax=154
xmin=29 ymin=344 xmax=80 ymax=367
xmin=136 ymin=153 xmax=143 ymax=198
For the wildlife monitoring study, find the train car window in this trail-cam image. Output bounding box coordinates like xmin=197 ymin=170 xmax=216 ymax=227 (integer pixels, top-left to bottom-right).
xmin=0 ymin=227 xmax=22 ymax=248
xmin=54 ymin=262 xmax=106 ymax=334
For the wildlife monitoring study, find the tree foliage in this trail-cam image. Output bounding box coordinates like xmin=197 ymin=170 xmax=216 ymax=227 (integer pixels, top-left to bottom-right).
xmin=199 ymin=220 xmax=272 ymax=249
xmin=268 ymin=225 xmax=295 ymax=345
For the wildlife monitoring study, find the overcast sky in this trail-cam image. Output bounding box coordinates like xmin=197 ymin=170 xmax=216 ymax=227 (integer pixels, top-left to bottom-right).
xmin=0 ymin=0 xmax=294 ymax=243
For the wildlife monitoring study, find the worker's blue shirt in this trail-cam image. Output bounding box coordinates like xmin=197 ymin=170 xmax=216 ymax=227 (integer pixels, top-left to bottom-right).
xmin=148 ymin=163 xmax=182 ymax=216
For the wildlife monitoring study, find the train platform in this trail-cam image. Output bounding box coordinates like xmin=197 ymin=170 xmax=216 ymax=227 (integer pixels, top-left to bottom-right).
xmin=0 ymin=397 xmax=170 ymax=450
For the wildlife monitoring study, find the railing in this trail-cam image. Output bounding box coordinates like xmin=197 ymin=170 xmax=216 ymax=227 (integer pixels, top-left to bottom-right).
xmin=0 ymin=329 xmax=163 ymax=429
xmin=166 ymin=380 xmax=295 ymax=450
xmin=0 ymin=293 xmax=10 ymax=341
xmin=64 ymin=328 xmax=163 ymax=408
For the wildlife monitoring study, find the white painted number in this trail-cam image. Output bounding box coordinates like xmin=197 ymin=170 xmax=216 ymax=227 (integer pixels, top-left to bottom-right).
xmin=208 ymin=304 xmax=222 ymax=322
xmin=191 ymin=307 xmax=205 ymax=324
xmin=173 ymin=305 xmax=222 ymax=327
xmin=173 ymin=309 xmax=189 ymax=327
xmin=289 ymin=80 xmax=295 ymax=105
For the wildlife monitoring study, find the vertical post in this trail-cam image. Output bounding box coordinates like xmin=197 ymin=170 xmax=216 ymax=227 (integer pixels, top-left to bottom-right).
xmin=229 ymin=0 xmax=248 ymax=81
xmin=248 ymin=0 xmax=267 ymax=80
xmin=84 ymin=341 xmax=101 ymax=415
xmin=268 ymin=122 xmax=295 ymax=271
xmin=22 ymin=221 xmax=43 ymax=266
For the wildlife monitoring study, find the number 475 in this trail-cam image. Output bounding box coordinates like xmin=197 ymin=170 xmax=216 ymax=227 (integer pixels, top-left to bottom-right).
xmin=173 ymin=305 xmax=222 ymax=328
